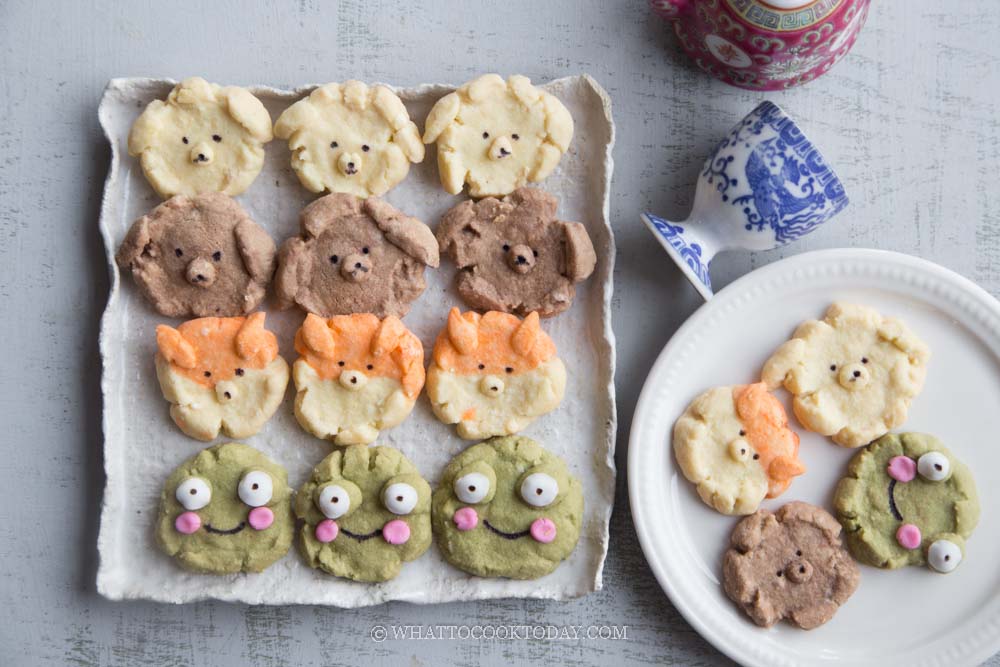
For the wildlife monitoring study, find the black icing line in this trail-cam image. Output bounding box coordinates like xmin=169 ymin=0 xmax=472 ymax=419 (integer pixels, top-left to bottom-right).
xmin=205 ymin=521 xmax=247 ymax=535
xmin=888 ymin=479 xmax=903 ymax=522
xmin=341 ymin=526 xmax=382 ymax=541
xmin=484 ymin=519 xmax=530 ymax=540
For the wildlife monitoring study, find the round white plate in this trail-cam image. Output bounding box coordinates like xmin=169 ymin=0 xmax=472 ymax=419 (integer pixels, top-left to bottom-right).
xmin=629 ymin=249 xmax=1000 ymax=667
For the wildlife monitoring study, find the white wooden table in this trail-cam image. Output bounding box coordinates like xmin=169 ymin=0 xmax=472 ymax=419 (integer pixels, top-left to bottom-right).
xmin=1 ymin=0 xmax=998 ymax=665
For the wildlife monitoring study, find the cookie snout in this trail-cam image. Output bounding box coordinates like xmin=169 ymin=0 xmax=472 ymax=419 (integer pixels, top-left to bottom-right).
xmin=340 ymin=253 xmax=372 ymax=282
xmin=728 ymin=438 xmax=752 ymax=462
xmin=190 ymin=142 xmax=214 ymax=165
xmin=339 ymin=369 xmax=368 ymax=391
xmin=478 ymin=375 xmax=505 ymax=397
xmin=785 ymin=559 xmax=813 ymax=584
xmin=185 ymin=257 xmax=216 ymax=287
xmin=489 ymin=135 xmax=514 ymax=160
xmin=215 ymin=380 xmax=238 ymax=402
xmin=506 ymin=244 xmax=536 ymax=274
xmin=338 ymin=151 xmax=361 ymax=176
xmin=838 ymin=363 xmax=870 ymax=391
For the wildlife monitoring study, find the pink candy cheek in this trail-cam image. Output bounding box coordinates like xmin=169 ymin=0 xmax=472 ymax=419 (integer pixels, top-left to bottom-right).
xmin=453 ymin=507 xmax=478 ymax=531
xmin=315 ymin=519 xmax=338 ymax=543
xmin=248 ymin=507 xmax=274 ymax=531
xmin=174 ymin=511 xmax=201 ymax=535
xmin=382 ymin=519 xmax=411 ymax=545
xmin=888 ymin=456 xmax=917 ymax=482
xmin=530 ymin=517 xmax=557 ymax=543
xmin=896 ymin=523 xmax=922 ymax=550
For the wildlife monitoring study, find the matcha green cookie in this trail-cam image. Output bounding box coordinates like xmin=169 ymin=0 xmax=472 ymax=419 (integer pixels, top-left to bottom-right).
xmin=294 ymin=445 xmax=432 ymax=582
xmin=155 ymin=442 xmax=294 ymax=574
xmin=834 ymin=433 xmax=979 ymax=573
xmin=432 ymin=436 xmax=583 ymax=579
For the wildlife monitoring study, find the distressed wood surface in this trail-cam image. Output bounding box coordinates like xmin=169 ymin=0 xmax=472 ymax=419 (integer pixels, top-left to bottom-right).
xmin=1 ymin=0 xmax=998 ymax=665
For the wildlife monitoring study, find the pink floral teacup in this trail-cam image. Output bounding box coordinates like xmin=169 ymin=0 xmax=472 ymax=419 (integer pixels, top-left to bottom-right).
xmin=650 ymin=0 xmax=871 ymax=90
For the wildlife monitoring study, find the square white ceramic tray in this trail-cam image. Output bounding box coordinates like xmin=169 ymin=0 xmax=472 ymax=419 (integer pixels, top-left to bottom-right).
xmin=96 ymin=75 xmax=616 ymax=605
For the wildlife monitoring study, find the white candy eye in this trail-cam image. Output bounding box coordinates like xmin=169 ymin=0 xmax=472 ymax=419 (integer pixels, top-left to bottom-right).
xmin=455 ymin=472 xmax=491 ymax=504
xmin=317 ymin=484 xmax=351 ymax=519
xmin=238 ymin=471 xmax=273 ymax=507
xmin=175 ymin=477 xmax=211 ymax=510
xmin=382 ymin=483 xmax=419 ymax=515
xmin=928 ymin=539 xmax=962 ymax=573
xmin=918 ymin=452 xmax=950 ymax=481
xmin=520 ymin=473 xmax=558 ymax=507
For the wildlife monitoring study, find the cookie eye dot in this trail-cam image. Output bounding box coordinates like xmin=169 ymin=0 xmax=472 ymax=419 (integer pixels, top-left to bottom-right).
xmin=482 ymin=131 xmax=489 ymax=139
xmin=235 ymin=368 xmax=244 ymax=376
xmin=512 ymin=133 xmax=520 ymax=140
xmin=362 ymin=144 xmax=370 ymax=152
xmin=329 ymin=255 xmax=339 ymax=264
xmin=203 ymin=371 xmax=211 ymax=378
xmin=212 ymin=251 xmax=222 ymax=261
xmin=182 ymin=136 xmax=189 ymax=144
xmin=212 ymin=134 xmax=222 ymax=143
xmin=862 ymin=357 xmax=869 ymax=364
xmin=776 ymin=570 xmax=783 ymax=577
xmin=796 ymin=549 xmax=802 ymax=557
xmin=752 ymin=453 xmax=759 ymax=460
xmin=505 ymin=367 xmax=513 ymax=374
xmin=503 ymin=243 xmax=510 ymax=252
xmin=829 ymin=364 xmax=837 ymax=371
xmin=175 ymin=248 xmax=183 ymax=257
xmin=366 ymin=364 xmax=373 ymax=370
xmin=362 ymin=247 xmax=369 ymax=254
xmin=739 ymin=429 xmax=746 ymax=436
xmin=337 ymin=361 xmax=345 ymax=367
xmin=189 ymin=489 xmax=197 ymax=495
xmin=478 ymin=363 xmax=485 ymax=370
xmin=533 ymin=249 xmax=539 ymax=257
xmin=330 ymin=141 xmax=338 ymax=149
xmin=468 ymin=485 xmax=476 ymax=492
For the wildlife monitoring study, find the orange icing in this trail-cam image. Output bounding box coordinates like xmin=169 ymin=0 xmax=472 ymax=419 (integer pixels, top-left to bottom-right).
xmin=734 ymin=382 xmax=805 ymax=498
xmin=155 ymin=313 xmax=279 ymax=387
xmin=294 ymin=313 xmax=425 ymax=398
xmin=431 ymin=308 xmax=557 ymax=376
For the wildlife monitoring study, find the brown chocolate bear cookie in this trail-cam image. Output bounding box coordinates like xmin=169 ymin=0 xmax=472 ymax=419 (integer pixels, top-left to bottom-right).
xmin=722 ymin=501 xmax=860 ymax=630
xmin=436 ymin=188 xmax=596 ymax=318
xmin=274 ymin=193 xmax=439 ymax=318
xmin=116 ymin=193 xmax=276 ymax=318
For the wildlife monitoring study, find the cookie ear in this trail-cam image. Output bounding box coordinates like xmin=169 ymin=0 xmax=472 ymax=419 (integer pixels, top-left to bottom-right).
xmin=300 ymin=313 xmax=336 ymax=359
xmin=115 ymin=215 xmax=153 ymax=269
xmin=235 ymin=312 xmax=277 ymax=363
xmin=127 ymin=101 xmax=168 ymax=156
xmin=729 ymin=511 xmax=771 ymax=553
xmin=274 ymin=237 xmax=311 ymax=310
xmin=363 ymin=198 xmax=439 ymax=267
xmin=435 ymin=200 xmax=480 ymax=264
xmin=422 ymin=91 xmax=461 ymax=144
xmin=274 ymin=90 xmax=326 ymax=142
xmin=511 ymin=311 xmax=541 ymax=359
xmin=234 ymin=218 xmax=277 ymax=283
xmin=372 ymin=316 xmax=406 ymax=358
xmin=300 ymin=193 xmax=363 ymax=239
xmin=761 ymin=338 xmax=807 ymax=390
xmin=222 ymin=86 xmax=273 ymax=143
xmin=878 ymin=316 xmax=931 ymax=365
xmin=446 ymin=307 xmax=478 ymax=355
xmin=529 ymin=93 xmax=574 ymax=182
xmin=560 ymin=221 xmax=596 ymax=283
xmin=373 ymin=86 xmax=424 ymax=164
xmin=156 ymin=325 xmax=197 ymax=369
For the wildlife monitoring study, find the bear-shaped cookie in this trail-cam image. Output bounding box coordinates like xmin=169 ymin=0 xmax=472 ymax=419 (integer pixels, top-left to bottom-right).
xmin=437 ymin=187 xmax=596 ymax=317
xmin=762 ymin=302 xmax=930 ymax=447
xmin=155 ymin=313 xmax=289 ymax=441
xmin=673 ymin=383 xmax=806 ymax=516
xmin=274 ymin=81 xmax=424 ymax=198
xmin=116 ymin=193 xmax=276 ymax=318
xmin=128 ymin=77 xmax=273 ymax=198
xmin=274 ymin=193 xmax=439 ymax=318
xmin=723 ymin=502 xmax=860 ymax=629
xmin=292 ymin=313 xmax=425 ymax=445
xmin=426 ymin=308 xmax=566 ymax=440
xmin=422 ymin=74 xmax=573 ymax=198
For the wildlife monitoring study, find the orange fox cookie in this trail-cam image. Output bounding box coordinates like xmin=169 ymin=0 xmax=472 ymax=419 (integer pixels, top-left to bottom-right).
xmin=426 ymin=308 xmax=566 ymax=440
xmin=155 ymin=313 xmax=289 ymax=441
xmin=673 ymin=382 xmax=806 ymax=515
xmin=292 ymin=313 xmax=424 ymax=445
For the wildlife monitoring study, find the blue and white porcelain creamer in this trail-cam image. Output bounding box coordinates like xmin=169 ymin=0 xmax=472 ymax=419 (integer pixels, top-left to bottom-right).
xmin=642 ymin=101 xmax=849 ymax=300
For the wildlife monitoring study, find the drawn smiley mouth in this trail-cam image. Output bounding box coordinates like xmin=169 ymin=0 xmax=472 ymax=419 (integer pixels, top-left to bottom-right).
xmin=205 ymin=521 xmax=247 ymax=535
xmin=484 ymin=519 xmax=530 ymax=540
xmin=888 ymin=479 xmax=903 ymax=521
xmin=341 ymin=526 xmax=382 ymax=541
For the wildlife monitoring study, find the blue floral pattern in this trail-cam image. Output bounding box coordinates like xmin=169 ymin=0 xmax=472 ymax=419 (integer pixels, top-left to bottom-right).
xmin=644 ymin=213 xmax=712 ymax=291
xmin=702 ymin=101 xmax=848 ymax=244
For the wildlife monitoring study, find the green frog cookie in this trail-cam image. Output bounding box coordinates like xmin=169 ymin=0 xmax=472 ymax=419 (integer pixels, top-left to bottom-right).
xmin=834 ymin=433 xmax=979 ymax=573
xmin=155 ymin=442 xmax=294 ymax=574
xmin=294 ymin=445 xmax=432 ymax=582
xmin=432 ymin=435 xmax=583 ymax=579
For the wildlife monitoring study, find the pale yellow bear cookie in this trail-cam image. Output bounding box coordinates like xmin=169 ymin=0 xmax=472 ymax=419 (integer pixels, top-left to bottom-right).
xmin=292 ymin=313 xmax=425 ymax=445
xmin=274 ymin=81 xmax=424 ymax=198
xmin=762 ymin=303 xmax=930 ymax=448
xmin=422 ymin=74 xmax=573 ymax=198
xmin=155 ymin=313 xmax=290 ymax=441
xmin=129 ymin=77 xmax=273 ymax=198
xmin=426 ymin=308 xmax=566 ymax=440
